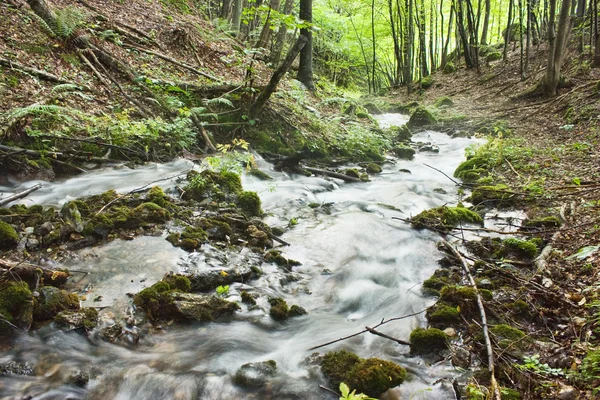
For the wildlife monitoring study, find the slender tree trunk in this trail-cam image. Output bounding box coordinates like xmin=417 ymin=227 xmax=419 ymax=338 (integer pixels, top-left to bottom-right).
xmin=269 ymin=0 xmax=294 ymax=66
xmin=442 ymin=1 xmax=455 ymax=67
xmin=503 ymin=0 xmax=514 ymax=60
xmin=232 ymin=0 xmax=243 ymax=33
xmin=371 ymin=0 xmax=377 ymax=92
xmin=429 ymin=0 xmax=436 ymax=71
xmin=221 ymin=0 xmax=231 ymax=19
xmin=256 ymin=0 xmax=281 ymax=48
xmin=456 ymin=0 xmax=474 ymax=67
xmin=525 ymin=0 xmax=532 ymax=75
xmin=297 ymin=0 xmax=314 ymax=90
xmin=250 ymin=36 xmax=307 ymax=117
xmin=594 ymin=0 xmax=600 ymax=66
xmin=26 ymin=0 xmax=57 ymax=30
xmin=350 ymin=16 xmax=372 ymax=92
xmin=481 ymin=0 xmax=491 ymax=44
xmin=405 ymin=0 xmax=414 ymax=91
xmin=417 ymin=0 xmax=429 ymax=76
xmin=389 ymin=0 xmax=402 ymax=84
xmin=542 ymin=0 xmax=573 ymax=95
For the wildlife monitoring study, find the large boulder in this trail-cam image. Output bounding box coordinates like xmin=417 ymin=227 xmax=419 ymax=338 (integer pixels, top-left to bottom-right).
xmin=407 ymin=106 xmax=437 ymax=128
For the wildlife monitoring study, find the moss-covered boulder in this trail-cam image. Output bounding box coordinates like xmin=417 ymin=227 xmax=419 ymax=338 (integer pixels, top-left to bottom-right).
xmin=265 ymin=249 xmax=302 ymax=270
xmin=184 ymin=170 xmax=243 ymax=201
xmin=421 ymin=76 xmax=434 ymax=89
xmin=409 ymin=327 xmax=448 ymax=355
xmin=390 ymin=124 xmax=412 ymax=142
xmin=344 ymin=168 xmax=361 ymax=179
xmin=268 ymin=297 xmax=306 ymax=321
xmin=521 ymin=216 xmax=561 ymax=230
xmin=0 ymin=281 xmax=33 ymax=334
xmin=233 ymin=360 xmax=277 ymax=389
xmin=490 ymin=324 xmax=529 ymax=349
xmin=0 ymin=221 xmax=18 ymax=250
xmin=434 ymin=96 xmax=454 ymax=108
xmin=321 ymin=350 xmax=406 ymax=397
xmin=54 ymin=307 xmax=99 ymax=330
xmin=407 ymin=106 xmax=437 ymax=128
xmin=33 ymin=286 xmax=80 ymax=321
xmin=133 ymin=202 xmax=171 ymax=224
xmin=468 ymin=184 xmax=519 ymax=208
xmin=147 ymin=186 xmax=169 ymax=207
xmin=454 ymin=156 xmax=490 ymax=183
xmin=500 ymin=238 xmax=540 ymax=260
xmin=393 ymin=144 xmax=416 ymax=160
xmin=427 ymin=303 xmax=461 ymax=325
xmin=188 ymin=266 xmax=259 ymax=292
xmin=61 ymin=202 xmax=84 ymax=233
xmin=410 ymin=205 xmax=483 ymax=232
xmin=237 ymin=191 xmax=262 ymax=217
xmin=365 ymin=163 xmax=382 ymax=174
xmin=443 ymin=62 xmax=456 ymax=73
xmin=362 ymin=102 xmax=383 ymax=115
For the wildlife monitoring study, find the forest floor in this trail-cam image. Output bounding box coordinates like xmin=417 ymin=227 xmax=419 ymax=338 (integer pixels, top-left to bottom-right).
xmin=387 ymin=45 xmax=600 ymax=398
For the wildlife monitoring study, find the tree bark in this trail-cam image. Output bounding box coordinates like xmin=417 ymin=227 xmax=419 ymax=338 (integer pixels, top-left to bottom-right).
xmin=221 ymin=0 xmax=231 ymax=19
xmin=250 ymin=35 xmax=308 ymax=117
xmin=25 ymin=0 xmax=57 ymax=31
xmin=481 ymin=0 xmax=491 ymax=44
xmin=269 ymin=0 xmax=294 ymax=66
xmin=232 ymin=0 xmax=243 ymax=33
xmin=256 ymin=0 xmax=281 ymax=49
xmin=297 ymin=0 xmax=315 ymax=90
xmin=542 ymin=0 xmax=572 ymax=96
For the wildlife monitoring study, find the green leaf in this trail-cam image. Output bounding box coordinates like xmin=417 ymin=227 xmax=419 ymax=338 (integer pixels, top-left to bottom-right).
xmin=566 ymin=245 xmax=600 ymax=260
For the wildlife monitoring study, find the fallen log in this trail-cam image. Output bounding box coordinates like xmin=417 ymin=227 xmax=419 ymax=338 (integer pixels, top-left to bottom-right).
xmin=0 ymin=57 xmax=87 ymax=88
xmin=0 ymin=259 xmax=70 ymax=286
xmin=0 ymin=184 xmax=42 ymax=207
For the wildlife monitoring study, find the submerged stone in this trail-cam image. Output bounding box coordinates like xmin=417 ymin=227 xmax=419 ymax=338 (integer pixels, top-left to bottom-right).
xmin=188 ymin=266 xmax=258 ymax=292
xmin=54 ymin=307 xmax=99 ymax=330
xmin=233 ymin=360 xmax=277 ymax=389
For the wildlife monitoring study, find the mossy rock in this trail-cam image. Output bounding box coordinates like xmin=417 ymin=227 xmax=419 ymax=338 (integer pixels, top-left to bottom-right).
xmin=61 ymin=202 xmax=84 ymax=233
xmin=248 ymin=169 xmax=273 ymax=181
xmin=355 ymin=111 xmax=370 ymax=119
xmin=33 ymin=286 xmax=80 ymax=321
xmin=521 ymin=216 xmax=561 ymax=230
xmin=168 ymin=226 xmax=207 ymax=251
xmin=440 ymin=285 xmax=493 ymax=313
xmin=0 ymin=281 xmax=33 ymax=334
xmin=362 ymin=102 xmax=383 ymax=115
xmin=407 ymin=106 xmax=437 ymax=128
xmin=265 ymin=249 xmax=301 ymax=270
xmin=185 ymin=170 xmax=243 ymax=201
xmin=454 ymin=157 xmax=490 ymax=183
xmin=345 ymin=358 xmax=406 ymax=397
xmin=0 ymin=221 xmax=18 ymax=250
xmin=468 ymin=184 xmax=519 ymax=208
xmin=288 ymin=304 xmax=307 ymax=317
xmin=500 ymin=238 xmax=539 ymax=260
xmin=233 ymin=360 xmax=277 ymax=389
xmin=240 ymin=291 xmax=257 ymax=305
xmin=132 ymin=202 xmax=171 ymax=224
xmin=344 ymin=168 xmax=361 ymax=179
xmin=392 ymin=144 xmax=415 ymax=160
xmin=390 ymin=125 xmax=412 ymax=142
xmin=237 ymin=191 xmax=262 ymax=217
xmin=197 ymin=218 xmax=232 ymax=241
xmin=420 ymin=76 xmax=434 ymax=89
xmin=321 ymin=349 xmax=361 ymax=384
xmin=434 ymin=96 xmax=454 ymax=108
xmin=409 ymin=328 xmax=448 ymax=355
xmin=54 ymin=307 xmax=99 ymax=330
xmin=443 ymin=62 xmax=456 ymax=73
xmin=365 ymin=163 xmax=382 ymax=174
xmin=490 ymin=324 xmax=528 ymax=349
xmin=162 ymin=274 xmax=192 ymax=292
xmin=268 ymin=297 xmax=289 ymax=321
xmin=486 ymin=50 xmax=502 ymax=62
xmin=411 ymin=205 xmax=483 ymax=233
xmin=147 ymin=186 xmax=169 ymax=207
xmin=427 ymin=303 xmax=460 ymax=325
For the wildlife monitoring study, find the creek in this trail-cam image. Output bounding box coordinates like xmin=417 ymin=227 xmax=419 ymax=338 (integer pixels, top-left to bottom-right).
xmin=1 ymin=114 xmax=479 ymax=399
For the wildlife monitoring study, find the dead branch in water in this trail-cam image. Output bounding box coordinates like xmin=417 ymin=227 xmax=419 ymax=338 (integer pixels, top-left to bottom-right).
xmin=0 ymin=184 xmax=42 ymax=207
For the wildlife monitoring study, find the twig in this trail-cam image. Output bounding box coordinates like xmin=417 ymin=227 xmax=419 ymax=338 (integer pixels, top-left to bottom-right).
xmin=0 ymin=184 xmax=42 ymax=207
xmin=0 ymin=56 xmax=88 ymax=88
xmin=505 ymin=158 xmax=522 ymax=178
xmin=423 ymin=163 xmax=463 ymax=186
xmin=269 ymin=232 xmax=290 ymax=246
xmin=318 ymin=385 xmax=339 ymax=397
xmin=441 ymin=240 xmax=501 ymax=400
xmin=308 ymin=309 xmax=426 ymax=350
xmin=364 ymin=326 xmax=411 ymax=345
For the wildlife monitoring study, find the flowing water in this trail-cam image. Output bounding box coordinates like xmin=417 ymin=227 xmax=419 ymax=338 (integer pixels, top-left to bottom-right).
xmin=0 ymin=115 xmax=480 ymax=399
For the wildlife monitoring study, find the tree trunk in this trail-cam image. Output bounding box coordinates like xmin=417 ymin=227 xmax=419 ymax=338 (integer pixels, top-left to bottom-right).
xmin=405 ymin=0 xmax=414 ymax=91
xmin=256 ymin=0 xmax=281 ymax=48
xmin=442 ymin=1 xmax=454 ymax=67
xmin=221 ymin=0 xmax=231 ymax=19
xmin=232 ymin=0 xmax=243 ymax=33
xmin=371 ymin=0 xmax=377 ymax=92
xmin=481 ymin=0 xmax=491 ymax=44
xmin=297 ymin=0 xmax=314 ymax=90
xmin=594 ymin=0 xmax=600 ymax=66
xmin=250 ymin=35 xmax=308 ymax=117
xmin=269 ymin=0 xmax=294 ymax=66
xmin=25 ymin=0 xmax=57 ymax=31
xmin=542 ymin=0 xmax=573 ymax=95
xmin=503 ymin=0 xmax=514 ymax=60
xmin=388 ymin=0 xmax=402 ymax=84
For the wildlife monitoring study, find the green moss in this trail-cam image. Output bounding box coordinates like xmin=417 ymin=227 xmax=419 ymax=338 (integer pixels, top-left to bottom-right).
xmin=468 ymin=184 xmax=518 ymax=207
xmin=454 ymin=157 xmax=490 ymax=183
xmin=0 ymin=221 xmax=18 ymax=250
xmin=421 ymin=76 xmax=434 ymax=89
xmin=490 ymin=324 xmax=528 ymax=349
xmin=268 ymin=297 xmax=289 ymax=321
xmin=509 ymin=300 xmax=530 ymax=315
xmin=0 ymin=281 xmax=33 ymax=331
xmin=9 ymin=204 xmax=28 ymax=214
xmin=500 ymin=387 xmax=521 ymax=400
xmin=346 ymin=358 xmax=406 ymax=397
xmin=393 ymin=144 xmax=415 ymax=160
xmin=409 ymin=328 xmax=448 ymax=355
xmin=407 ymin=106 xmax=437 ymax=128
xmin=248 ymin=169 xmax=273 ymax=181
xmin=344 ymin=168 xmax=361 ymax=178
xmin=197 ymin=218 xmax=232 ymax=240
xmin=501 ymin=238 xmax=539 ymax=259
xmin=148 ymin=186 xmax=169 ymax=207
xmin=434 ymin=96 xmax=454 ymax=108
xmin=54 ymin=307 xmax=99 ymax=330
xmin=522 ymin=216 xmax=561 ymax=229
xmin=240 ymin=291 xmax=257 ymax=305
xmin=33 ymin=287 xmax=80 ymax=320
xmin=321 ymin=350 xmax=361 ymax=385
xmin=162 ymin=274 xmax=191 ymax=292
xmin=427 ymin=304 xmax=460 ymax=324
xmin=26 ymin=205 xmax=44 ymax=215
xmin=179 ymin=238 xmax=201 ymax=251
xmin=132 ymin=202 xmax=171 ymax=224
xmin=441 ymin=285 xmax=478 ymax=303
xmin=237 ymin=191 xmax=262 ymax=217
xmin=443 ymin=62 xmax=456 ymax=73
xmin=365 ymin=163 xmax=382 ymax=174
xmin=411 ymin=205 xmax=483 ymax=232
xmin=288 ymin=304 xmax=307 ymax=317
xmin=355 ymin=111 xmax=370 ymax=119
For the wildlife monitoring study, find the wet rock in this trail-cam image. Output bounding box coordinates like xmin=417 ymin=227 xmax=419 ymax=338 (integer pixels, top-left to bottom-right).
xmin=132 ymin=203 xmax=170 ymax=224
xmin=246 ymin=225 xmax=272 ymax=248
xmin=419 ymin=144 xmax=440 ymax=153
xmin=268 ymin=298 xmax=306 ymax=321
xmin=0 ymin=281 xmax=33 ymax=334
xmin=411 ymin=205 xmax=483 ymax=233
xmin=365 ymin=163 xmax=382 ymax=174
xmin=407 ymin=106 xmax=437 ymax=128
xmin=54 ymin=307 xmax=99 ymax=330
xmin=67 ymin=370 xmax=90 ymax=387
xmin=240 ymin=291 xmax=257 ymax=305
xmin=264 ymin=250 xmax=301 ymax=271
xmin=433 ymin=188 xmax=447 ymax=194
xmin=233 ymin=360 xmax=277 ymax=389
xmin=188 ymin=266 xmax=259 ymax=292
xmin=170 ymin=292 xmax=240 ymax=321
xmin=37 ymin=221 xmax=54 ymax=236
xmin=0 ymin=361 xmax=34 ymax=376
xmin=392 ymin=145 xmax=415 ymax=160
xmin=26 ymin=237 xmax=40 ymax=250
xmin=444 ymin=327 xmax=457 ymax=337
xmin=33 ymin=286 xmax=80 ymax=321
xmin=409 ymin=328 xmax=448 ymax=355
xmin=451 ymin=345 xmax=471 ymax=369
xmin=61 ymin=202 xmax=84 ymax=233
xmin=398 ymin=168 xmax=411 ymax=174
xmin=556 ymin=383 xmax=578 ymax=400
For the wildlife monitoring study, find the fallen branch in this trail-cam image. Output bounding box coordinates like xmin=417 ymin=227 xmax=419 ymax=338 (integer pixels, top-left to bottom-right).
xmin=0 ymin=144 xmax=110 ymax=164
xmin=0 ymin=259 xmax=70 ymax=286
xmin=308 ymin=309 xmax=425 ymax=351
xmin=441 ymin=240 xmax=501 ymax=400
xmin=0 ymin=184 xmax=42 ymax=207
xmin=304 ymin=167 xmax=361 ymax=183
xmin=0 ymin=56 xmax=87 ymax=87
xmin=37 ymin=134 xmax=147 ymax=158
xmin=124 ymin=44 xmax=222 ymax=82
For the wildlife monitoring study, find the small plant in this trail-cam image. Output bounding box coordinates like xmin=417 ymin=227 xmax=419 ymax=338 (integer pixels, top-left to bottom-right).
xmin=288 ymin=217 xmax=298 ymax=227
xmin=216 ymin=285 xmax=230 ymax=297
xmin=338 ymin=382 xmax=375 ymax=400
xmin=516 ymin=355 xmax=565 ymax=377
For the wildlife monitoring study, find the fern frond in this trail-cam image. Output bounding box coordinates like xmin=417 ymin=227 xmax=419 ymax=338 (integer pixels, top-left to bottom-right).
xmin=189 ymin=107 xmax=208 ymax=116
xmin=4 ymin=104 xmax=81 ymax=123
xmin=50 ymin=84 xmax=81 ymax=95
xmin=30 ymin=12 xmax=57 ymax=38
xmin=54 ymin=6 xmax=86 ymax=39
xmin=205 ymin=97 xmax=234 ymax=109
